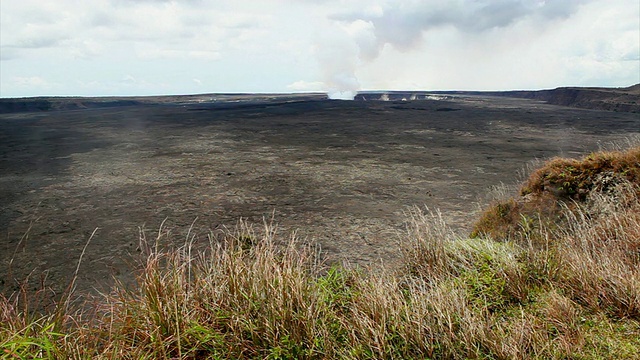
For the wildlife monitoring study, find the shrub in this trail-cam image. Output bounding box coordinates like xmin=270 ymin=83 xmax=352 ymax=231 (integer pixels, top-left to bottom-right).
xmin=471 ymin=146 xmax=640 ymax=244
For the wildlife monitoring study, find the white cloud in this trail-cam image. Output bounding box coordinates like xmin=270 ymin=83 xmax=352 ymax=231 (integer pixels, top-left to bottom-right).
xmin=286 ymin=80 xmax=325 ymax=91
xmin=330 ymin=0 xmax=639 ymax=91
xmin=11 ymin=76 xmax=50 ymax=87
xmin=0 ymin=0 xmax=638 ymax=97
xmin=136 ymin=48 xmax=221 ymax=61
xmin=1 ymin=76 xmax=60 ymax=96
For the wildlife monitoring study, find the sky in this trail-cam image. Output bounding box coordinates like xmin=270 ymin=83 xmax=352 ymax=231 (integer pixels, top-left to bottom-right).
xmin=1 ymin=0 xmax=639 ymax=99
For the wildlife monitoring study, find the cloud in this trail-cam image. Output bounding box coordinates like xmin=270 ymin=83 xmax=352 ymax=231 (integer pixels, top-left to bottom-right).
xmin=286 ymin=80 xmax=324 ymax=91
xmin=0 ymin=49 xmax=18 ymax=61
xmin=349 ymin=0 xmax=639 ymax=91
xmin=332 ymin=0 xmax=583 ymax=49
xmin=116 ymin=74 xmax=170 ymax=93
xmin=12 ymin=36 xmax=65 ymax=49
xmin=312 ymin=0 xmax=630 ymax=95
xmin=11 ymin=76 xmax=50 ymax=87
xmin=2 ymin=76 xmax=61 ymax=95
xmin=136 ymin=48 xmax=221 ymax=61
xmin=1 ymin=0 xmax=266 ymax=60
xmin=0 ymin=0 xmax=637 ymax=97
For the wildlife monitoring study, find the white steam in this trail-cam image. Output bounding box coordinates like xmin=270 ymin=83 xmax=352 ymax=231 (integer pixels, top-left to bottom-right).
xmin=317 ymin=21 xmax=374 ymax=99
xmin=317 ymin=0 xmax=584 ymax=98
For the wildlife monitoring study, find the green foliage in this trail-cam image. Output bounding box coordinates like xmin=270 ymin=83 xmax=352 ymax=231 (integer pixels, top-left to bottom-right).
xmin=315 ymin=265 xmax=355 ymax=347
xmin=580 ymin=317 xmax=640 ymax=358
xmin=1 ymin=321 xmax=66 ymax=359
xmin=317 ymin=265 xmax=357 ymax=311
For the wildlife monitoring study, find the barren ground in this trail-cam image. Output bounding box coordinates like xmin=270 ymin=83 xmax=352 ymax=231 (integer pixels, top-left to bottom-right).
xmin=1 ymin=94 xmax=639 ymax=296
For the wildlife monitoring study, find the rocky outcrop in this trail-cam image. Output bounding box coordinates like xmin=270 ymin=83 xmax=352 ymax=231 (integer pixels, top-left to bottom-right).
xmin=500 ymin=84 xmax=640 ymax=113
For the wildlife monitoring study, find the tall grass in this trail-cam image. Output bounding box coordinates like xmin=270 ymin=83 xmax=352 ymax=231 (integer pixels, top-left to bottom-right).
xmin=554 ymin=182 xmax=640 ymax=318
xmin=2 ymin=147 xmax=640 ymax=359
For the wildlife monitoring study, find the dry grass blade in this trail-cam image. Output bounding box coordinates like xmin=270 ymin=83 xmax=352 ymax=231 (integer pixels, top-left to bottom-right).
xmin=2 ymin=146 xmax=640 ymax=358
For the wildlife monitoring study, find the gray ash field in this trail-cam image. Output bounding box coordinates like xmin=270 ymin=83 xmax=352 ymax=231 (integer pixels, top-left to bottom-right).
xmin=1 ymin=93 xmax=639 ymax=296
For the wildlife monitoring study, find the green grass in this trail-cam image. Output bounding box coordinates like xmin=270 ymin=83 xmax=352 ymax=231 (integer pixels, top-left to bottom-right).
xmin=2 ymin=147 xmax=640 ymax=359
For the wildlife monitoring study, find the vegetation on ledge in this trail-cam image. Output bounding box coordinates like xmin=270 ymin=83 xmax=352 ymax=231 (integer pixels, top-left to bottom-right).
xmin=2 ymin=146 xmax=640 ymax=359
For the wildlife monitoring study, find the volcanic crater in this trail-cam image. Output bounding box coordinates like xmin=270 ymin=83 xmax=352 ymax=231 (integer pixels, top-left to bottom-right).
xmin=1 ymin=92 xmax=639 ymax=296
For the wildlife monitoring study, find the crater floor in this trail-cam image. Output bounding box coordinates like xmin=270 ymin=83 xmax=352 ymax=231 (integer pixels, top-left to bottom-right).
xmin=2 ymin=94 xmax=639 ymax=295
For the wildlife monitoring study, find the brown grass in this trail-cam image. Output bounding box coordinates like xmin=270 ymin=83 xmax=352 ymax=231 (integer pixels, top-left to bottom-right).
xmin=2 ymin=147 xmax=640 ymax=359
xmin=471 ymin=146 xmax=640 ymax=242
xmin=521 ymin=147 xmax=640 ymax=200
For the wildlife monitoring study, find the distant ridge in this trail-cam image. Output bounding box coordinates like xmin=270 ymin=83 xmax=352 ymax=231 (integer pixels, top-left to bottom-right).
xmin=2 ymin=86 xmax=638 ymax=114
xmin=0 ymin=93 xmax=327 ymax=114
xmin=353 ymin=85 xmax=640 ymax=113
xmin=435 ymin=84 xmax=640 ymax=113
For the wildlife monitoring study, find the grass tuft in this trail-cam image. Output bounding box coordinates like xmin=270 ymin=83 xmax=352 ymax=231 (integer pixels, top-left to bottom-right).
xmin=2 ymin=146 xmax=639 ymax=358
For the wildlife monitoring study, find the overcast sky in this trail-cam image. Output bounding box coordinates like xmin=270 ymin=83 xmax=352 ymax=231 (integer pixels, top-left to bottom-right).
xmin=1 ymin=0 xmax=639 ymax=98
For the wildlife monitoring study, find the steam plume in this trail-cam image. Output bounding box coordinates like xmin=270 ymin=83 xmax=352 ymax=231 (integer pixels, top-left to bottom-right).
xmin=319 ymin=0 xmax=583 ymax=99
